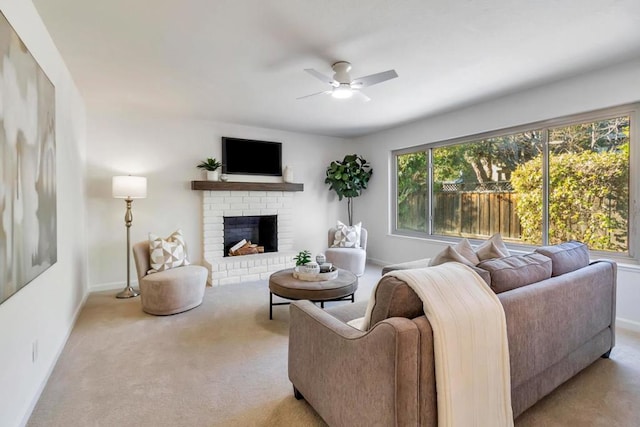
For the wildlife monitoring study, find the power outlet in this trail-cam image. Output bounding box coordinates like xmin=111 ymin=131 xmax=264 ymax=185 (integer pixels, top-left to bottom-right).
xmin=32 ymin=340 xmax=38 ymax=363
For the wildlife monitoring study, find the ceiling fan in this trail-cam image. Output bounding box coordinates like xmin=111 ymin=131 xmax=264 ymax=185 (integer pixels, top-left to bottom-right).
xmin=298 ymin=61 xmax=398 ymax=102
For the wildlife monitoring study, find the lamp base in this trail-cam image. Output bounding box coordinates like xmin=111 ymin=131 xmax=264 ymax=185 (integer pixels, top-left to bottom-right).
xmin=116 ymin=286 xmax=140 ymax=299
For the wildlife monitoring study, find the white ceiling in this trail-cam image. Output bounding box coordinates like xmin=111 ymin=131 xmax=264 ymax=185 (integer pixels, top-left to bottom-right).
xmin=33 ymin=0 xmax=640 ymax=138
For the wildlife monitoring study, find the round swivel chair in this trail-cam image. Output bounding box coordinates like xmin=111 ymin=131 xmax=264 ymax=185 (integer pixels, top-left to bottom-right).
xmin=132 ymin=241 xmax=208 ymax=315
xmin=324 ymin=227 xmax=368 ymax=276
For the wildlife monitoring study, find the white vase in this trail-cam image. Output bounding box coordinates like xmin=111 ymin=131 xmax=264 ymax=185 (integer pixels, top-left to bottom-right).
xmin=283 ymin=165 xmax=294 ymax=183
xmin=206 ymin=170 xmax=220 ymax=181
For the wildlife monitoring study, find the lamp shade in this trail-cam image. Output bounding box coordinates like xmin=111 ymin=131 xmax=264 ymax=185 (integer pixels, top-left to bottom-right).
xmin=112 ymin=176 xmax=147 ymax=199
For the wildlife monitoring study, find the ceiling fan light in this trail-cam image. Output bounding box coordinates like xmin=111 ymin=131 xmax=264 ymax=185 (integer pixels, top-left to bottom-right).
xmin=332 ymin=84 xmax=353 ymax=99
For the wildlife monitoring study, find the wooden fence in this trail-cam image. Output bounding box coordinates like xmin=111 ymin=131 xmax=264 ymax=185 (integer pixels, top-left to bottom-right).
xmin=433 ymin=191 xmax=521 ymax=239
xmin=399 ymin=190 xmax=522 ymax=240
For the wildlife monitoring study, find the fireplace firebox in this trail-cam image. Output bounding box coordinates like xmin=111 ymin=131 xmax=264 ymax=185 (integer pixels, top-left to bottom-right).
xmin=223 ymin=215 xmax=277 ymax=256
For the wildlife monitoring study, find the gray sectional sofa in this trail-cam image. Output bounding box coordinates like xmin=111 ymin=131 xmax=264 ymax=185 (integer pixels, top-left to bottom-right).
xmin=288 ymin=242 xmax=617 ymax=426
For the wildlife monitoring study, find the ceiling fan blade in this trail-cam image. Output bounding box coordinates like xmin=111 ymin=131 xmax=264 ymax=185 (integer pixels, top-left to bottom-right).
xmin=296 ymin=90 xmax=331 ymax=100
xmin=304 ymin=68 xmax=335 ymax=85
xmin=351 ymin=69 xmax=398 ymax=88
xmin=353 ymin=90 xmax=371 ymax=102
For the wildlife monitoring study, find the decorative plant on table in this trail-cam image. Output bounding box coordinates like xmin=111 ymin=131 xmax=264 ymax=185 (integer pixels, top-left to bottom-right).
xmin=325 ymin=154 xmax=373 ymax=225
xmin=293 ymin=250 xmax=312 ymax=266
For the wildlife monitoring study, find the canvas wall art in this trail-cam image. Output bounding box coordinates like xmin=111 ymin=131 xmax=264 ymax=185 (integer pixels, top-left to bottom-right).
xmin=0 ymin=11 xmax=56 ymax=305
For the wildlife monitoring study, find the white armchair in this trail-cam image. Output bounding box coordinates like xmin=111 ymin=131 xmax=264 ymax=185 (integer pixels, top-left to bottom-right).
xmin=325 ymin=226 xmax=368 ymax=276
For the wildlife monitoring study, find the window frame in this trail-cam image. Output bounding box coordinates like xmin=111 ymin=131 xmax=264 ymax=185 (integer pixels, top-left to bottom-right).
xmin=391 ymin=103 xmax=639 ymax=263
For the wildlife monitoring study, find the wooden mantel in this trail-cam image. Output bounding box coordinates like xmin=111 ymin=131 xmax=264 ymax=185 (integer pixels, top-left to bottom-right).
xmin=191 ymin=181 xmax=304 ymax=192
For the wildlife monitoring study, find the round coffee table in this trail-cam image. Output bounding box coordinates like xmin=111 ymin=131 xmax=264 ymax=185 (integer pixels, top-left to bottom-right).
xmin=268 ymin=268 xmax=358 ymax=319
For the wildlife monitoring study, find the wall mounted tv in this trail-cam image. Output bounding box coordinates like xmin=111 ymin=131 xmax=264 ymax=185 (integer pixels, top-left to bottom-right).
xmin=222 ymin=137 xmax=282 ymax=176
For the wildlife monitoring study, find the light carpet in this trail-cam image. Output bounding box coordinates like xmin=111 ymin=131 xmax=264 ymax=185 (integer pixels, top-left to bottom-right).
xmin=28 ymin=263 xmax=640 ymax=426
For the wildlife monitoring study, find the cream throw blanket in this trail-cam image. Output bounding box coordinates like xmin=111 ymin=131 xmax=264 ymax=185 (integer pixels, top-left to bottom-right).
xmin=350 ymin=262 xmax=513 ymax=427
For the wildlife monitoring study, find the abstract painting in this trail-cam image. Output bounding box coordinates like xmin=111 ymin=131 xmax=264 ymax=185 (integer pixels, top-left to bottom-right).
xmin=0 ymin=11 xmax=56 ymax=305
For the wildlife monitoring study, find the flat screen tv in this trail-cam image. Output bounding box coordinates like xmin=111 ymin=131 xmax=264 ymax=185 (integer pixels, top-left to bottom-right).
xmin=222 ymin=137 xmax=282 ymax=176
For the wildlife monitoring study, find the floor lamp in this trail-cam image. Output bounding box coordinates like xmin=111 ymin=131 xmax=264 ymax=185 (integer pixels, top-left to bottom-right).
xmin=112 ymin=175 xmax=147 ymax=299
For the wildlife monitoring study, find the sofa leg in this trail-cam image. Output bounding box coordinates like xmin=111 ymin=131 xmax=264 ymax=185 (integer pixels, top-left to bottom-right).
xmin=601 ymin=349 xmax=612 ymax=358
xmin=293 ymin=386 xmax=304 ymax=400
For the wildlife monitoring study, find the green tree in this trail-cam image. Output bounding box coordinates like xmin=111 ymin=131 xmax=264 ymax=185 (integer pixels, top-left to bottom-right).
xmin=397 ymin=152 xmax=427 ymax=230
xmin=549 ymin=116 xmax=629 ymax=153
xmin=512 ymin=145 xmax=629 ymax=251
xmin=432 ymin=131 xmax=543 ymax=185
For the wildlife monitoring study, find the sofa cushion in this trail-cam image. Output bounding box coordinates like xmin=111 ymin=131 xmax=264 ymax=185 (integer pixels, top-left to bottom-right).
xmin=475 ymin=233 xmax=511 ymax=261
xmin=454 ymin=238 xmax=481 ymax=265
xmin=535 ymin=241 xmax=589 ymax=277
xmin=429 ymin=234 xmax=510 ymax=268
xmin=428 ymin=246 xmax=474 ymax=267
xmin=477 ymin=253 xmax=552 ymax=294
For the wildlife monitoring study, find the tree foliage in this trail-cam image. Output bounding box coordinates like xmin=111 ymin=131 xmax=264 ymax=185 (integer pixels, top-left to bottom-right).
xmin=433 ymin=131 xmax=543 ymax=184
xmin=511 ymin=145 xmax=629 ymax=251
xmin=397 ymin=152 xmax=427 ymax=230
xmin=549 ymin=116 xmax=629 ymax=154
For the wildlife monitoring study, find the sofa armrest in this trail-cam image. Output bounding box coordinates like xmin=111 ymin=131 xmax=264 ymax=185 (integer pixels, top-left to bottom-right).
xmin=589 ymin=259 xmax=617 ymax=349
xmin=288 ymin=300 xmax=420 ymax=427
xmin=381 ymin=258 xmax=431 ymax=275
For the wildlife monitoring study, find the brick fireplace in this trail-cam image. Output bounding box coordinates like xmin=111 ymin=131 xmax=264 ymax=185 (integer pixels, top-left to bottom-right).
xmin=195 ymin=182 xmax=302 ymax=286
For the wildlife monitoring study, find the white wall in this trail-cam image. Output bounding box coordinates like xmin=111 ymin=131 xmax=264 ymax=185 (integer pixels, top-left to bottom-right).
xmin=354 ymin=58 xmax=640 ymax=329
xmin=0 ymin=1 xmax=88 ymax=426
xmin=86 ymin=111 xmax=351 ymax=289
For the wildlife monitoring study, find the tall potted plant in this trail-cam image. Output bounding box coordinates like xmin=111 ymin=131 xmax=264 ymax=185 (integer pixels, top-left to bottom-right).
xmin=325 ymin=154 xmax=373 ymax=225
xmin=197 ymin=158 xmax=222 ymax=181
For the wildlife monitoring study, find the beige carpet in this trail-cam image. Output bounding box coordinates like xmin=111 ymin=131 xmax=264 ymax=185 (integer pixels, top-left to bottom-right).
xmin=28 ymin=264 xmax=640 ymax=426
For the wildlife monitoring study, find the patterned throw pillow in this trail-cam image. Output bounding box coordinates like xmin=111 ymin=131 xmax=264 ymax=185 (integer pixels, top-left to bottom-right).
xmin=332 ymin=221 xmax=362 ymax=248
xmin=148 ymin=229 xmax=191 ymax=274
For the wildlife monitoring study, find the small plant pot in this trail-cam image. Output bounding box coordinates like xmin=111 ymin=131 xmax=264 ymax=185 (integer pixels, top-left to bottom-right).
xmin=299 ymin=262 xmax=320 ymax=274
xmin=293 ymin=265 xmax=338 ymax=281
xmin=206 ymin=170 xmax=220 ymax=181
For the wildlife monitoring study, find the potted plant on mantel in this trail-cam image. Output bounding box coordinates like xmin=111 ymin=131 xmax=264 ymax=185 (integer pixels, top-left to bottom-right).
xmin=325 ymin=154 xmax=373 ymax=225
xmin=197 ymin=158 xmax=222 ymax=181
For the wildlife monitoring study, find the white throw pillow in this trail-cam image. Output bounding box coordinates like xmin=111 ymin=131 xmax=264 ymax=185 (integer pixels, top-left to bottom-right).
xmin=148 ymin=229 xmax=191 ymax=274
xmin=332 ymin=221 xmax=362 ymax=248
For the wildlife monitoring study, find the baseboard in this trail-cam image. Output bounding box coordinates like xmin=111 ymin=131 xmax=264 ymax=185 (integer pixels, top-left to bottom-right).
xmin=19 ymin=290 xmax=89 ymax=427
xmin=616 ymin=317 xmax=640 ymax=333
xmin=90 ymin=280 xmax=138 ymax=292
xmin=366 ymin=257 xmax=390 ymax=267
